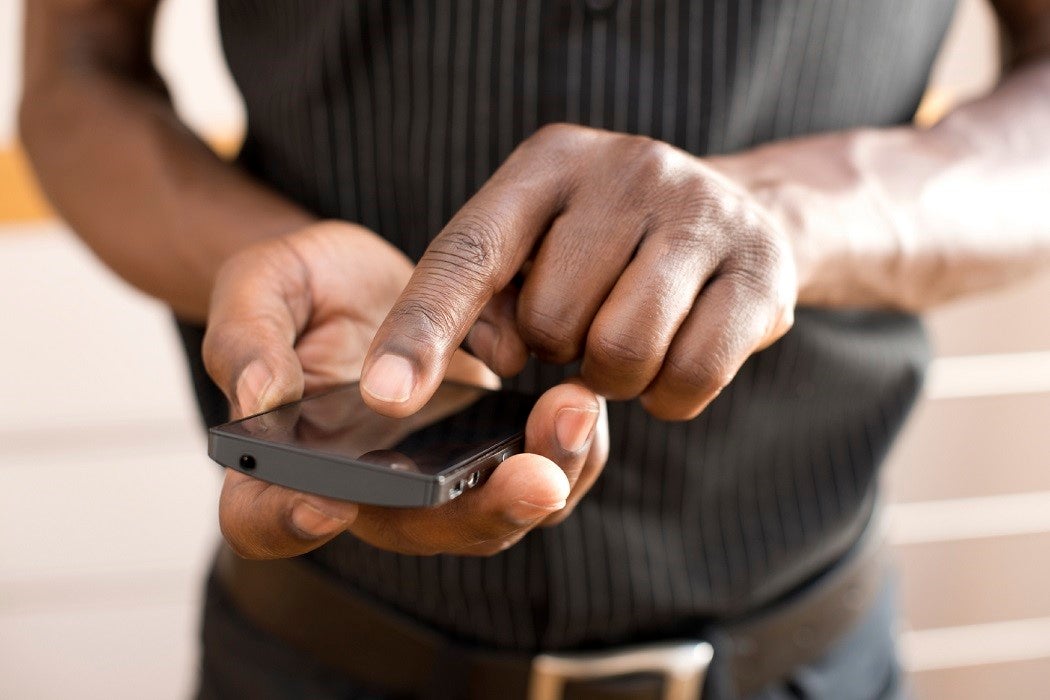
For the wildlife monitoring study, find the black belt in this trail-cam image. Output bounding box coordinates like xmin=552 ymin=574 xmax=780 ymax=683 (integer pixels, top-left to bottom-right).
xmin=215 ymin=526 xmax=887 ymax=700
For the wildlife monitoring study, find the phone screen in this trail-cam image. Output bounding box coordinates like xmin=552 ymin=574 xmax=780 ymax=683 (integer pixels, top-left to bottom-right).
xmin=218 ymin=382 xmax=536 ymax=476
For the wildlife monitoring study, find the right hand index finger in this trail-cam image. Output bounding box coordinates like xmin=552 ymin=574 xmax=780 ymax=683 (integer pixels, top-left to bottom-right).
xmin=359 ymin=148 xmax=564 ymax=417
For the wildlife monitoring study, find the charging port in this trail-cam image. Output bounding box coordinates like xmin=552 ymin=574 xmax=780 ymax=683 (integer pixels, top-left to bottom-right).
xmin=466 ymin=471 xmax=480 ymax=488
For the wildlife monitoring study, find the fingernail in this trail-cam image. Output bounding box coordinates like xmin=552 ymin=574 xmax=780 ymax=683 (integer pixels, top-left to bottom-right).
xmin=555 ymin=407 xmax=598 ymax=453
xmin=362 ymin=354 xmax=415 ymax=404
xmin=291 ymin=500 xmax=353 ymax=538
xmin=237 ymin=360 xmax=272 ymax=415
xmin=506 ymin=499 xmax=566 ymax=526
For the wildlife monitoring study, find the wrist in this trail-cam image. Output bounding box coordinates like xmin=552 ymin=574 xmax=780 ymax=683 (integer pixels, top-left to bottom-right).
xmin=710 ymin=126 xmax=923 ymax=309
xmin=707 ymin=148 xmax=828 ymax=305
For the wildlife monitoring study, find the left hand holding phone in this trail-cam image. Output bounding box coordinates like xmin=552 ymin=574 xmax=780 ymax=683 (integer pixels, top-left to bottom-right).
xmin=203 ymin=222 xmax=608 ymax=559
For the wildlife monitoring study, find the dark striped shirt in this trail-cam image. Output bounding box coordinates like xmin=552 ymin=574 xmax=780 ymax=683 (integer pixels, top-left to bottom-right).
xmin=206 ymin=0 xmax=953 ymax=650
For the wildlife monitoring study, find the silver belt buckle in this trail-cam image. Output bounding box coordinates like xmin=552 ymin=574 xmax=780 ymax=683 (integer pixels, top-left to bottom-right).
xmin=528 ymin=640 xmax=714 ymax=700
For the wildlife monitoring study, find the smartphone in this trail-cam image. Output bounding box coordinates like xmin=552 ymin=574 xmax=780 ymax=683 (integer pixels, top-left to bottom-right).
xmin=207 ymin=381 xmax=538 ymax=507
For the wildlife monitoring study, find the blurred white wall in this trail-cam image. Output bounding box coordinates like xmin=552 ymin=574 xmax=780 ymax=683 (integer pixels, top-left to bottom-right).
xmin=926 ymin=0 xmax=1000 ymax=99
xmin=152 ymin=0 xmax=245 ymax=139
xmin=1 ymin=1 xmax=239 ymax=697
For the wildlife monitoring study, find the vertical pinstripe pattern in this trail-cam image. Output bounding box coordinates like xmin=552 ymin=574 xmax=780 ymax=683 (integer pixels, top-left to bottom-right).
xmin=637 ymin=0 xmax=656 ymax=133
xmin=216 ymin=0 xmax=954 ymax=650
xmin=522 ymin=0 xmax=543 ymax=136
xmin=473 ymin=1 xmax=494 ymax=187
xmin=684 ymin=0 xmax=704 ymax=152
xmin=612 ymin=0 xmax=633 ymax=133
xmin=707 ymin=0 xmax=728 ymax=152
xmin=566 ymin=2 xmax=585 ymax=123
xmin=448 ymin=1 xmax=473 ymax=210
xmin=426 ymin=0 xmax=451 ymax=236
xmin=497 ymin=1 xmax=520 ymax=160
xmin=659 ymin=0 xmax=679 ymax=142
xmin=588 ymin=6 xmax=608 ymax=127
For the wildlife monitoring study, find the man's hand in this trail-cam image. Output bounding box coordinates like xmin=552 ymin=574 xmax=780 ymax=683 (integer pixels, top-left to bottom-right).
xmin=361 ymin=124 xmax=797 ymax=421
xmin=203 ymin=222 xmax=608 ymax=559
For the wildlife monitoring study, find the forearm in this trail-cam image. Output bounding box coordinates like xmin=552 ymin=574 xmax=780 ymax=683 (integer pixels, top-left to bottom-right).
xmin=718 ymin=56 xmax=1050 ymax=312
xmin=20 ymin=3 xmax=313 ymax=322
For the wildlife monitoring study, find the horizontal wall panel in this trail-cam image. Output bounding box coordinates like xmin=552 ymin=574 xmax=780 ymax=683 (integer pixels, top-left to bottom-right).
xmin=883 ymin=393 xmax=1050 ymax=503
xmin=895 ymin=532 xmax=1050 ymax=630
xmin=926 ymin=273 xmax=1050 ymax=356
xmin=911 ymin=657 xmax=1050 ymax=700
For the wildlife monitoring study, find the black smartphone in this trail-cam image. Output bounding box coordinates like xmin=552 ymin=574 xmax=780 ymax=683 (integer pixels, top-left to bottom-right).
xmin=207 ymin=381 xmax=538 ymax=507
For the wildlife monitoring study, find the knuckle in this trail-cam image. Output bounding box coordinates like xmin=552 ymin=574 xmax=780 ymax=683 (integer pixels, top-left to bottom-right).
xmin=518 ymin=123 xmax=584 ymax=168
xmin=724 ymin=236 xmax=787 ymax=299
xmin=620 ymin=135 xmax=678 ymax=183
xmin=663 ymin=351 xmax=734 ymax=399
xmin=759 ymin=307 xmax=795 ymax=351
xmin=608 ymin=137 xmax=695 ymax=219
xmin=657 ymin=225 xmax=710 ymax=264
xmin=531 ymin=122 xmax=574 ymax=143
xmin=639 ymin=392 xmax=703 ymax=422
xmin=528 ymin=122 xmax=597 ymax=151
xmin=388 ymin=295 xmax=462 ymax=346
xmin=515 ymin=124 xmax=603 ymax=199
xmin=517 ymin=305 xmax=582 ymax=361
xmin=729 ymin=220 xmax=791 ymax=281
xmin=588 ymin=327 xmax=654 ymax=371
xmin=428 ymin=216 xmax=503 ymax=287
xmin=724 ymin=264 xmax=777 ymax=300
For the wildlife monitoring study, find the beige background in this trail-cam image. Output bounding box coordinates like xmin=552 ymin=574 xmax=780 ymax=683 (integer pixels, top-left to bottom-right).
xmin=1 ymin=0 xmax=1048 ymax=697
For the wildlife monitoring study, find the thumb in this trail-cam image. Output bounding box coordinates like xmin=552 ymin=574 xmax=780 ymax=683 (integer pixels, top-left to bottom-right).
xmin=203 ymin=243 xmax=310 ymax=417
xmin=228 ymin=351 xmax=303 ymax=419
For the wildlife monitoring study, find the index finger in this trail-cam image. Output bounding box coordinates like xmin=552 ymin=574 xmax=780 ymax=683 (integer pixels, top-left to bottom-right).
xmin=360 ymin=157 xmax=563 ymax=417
